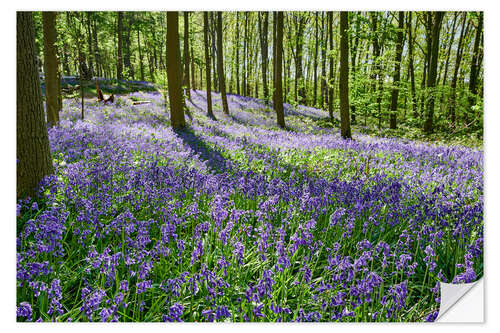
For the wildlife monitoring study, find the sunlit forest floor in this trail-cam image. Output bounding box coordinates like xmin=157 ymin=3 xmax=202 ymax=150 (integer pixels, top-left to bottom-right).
xmin=16 ymin=79 xmax=483 ymax=322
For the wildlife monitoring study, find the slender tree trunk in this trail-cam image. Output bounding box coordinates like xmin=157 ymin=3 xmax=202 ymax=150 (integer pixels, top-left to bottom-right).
xmin=274 ymin=12 xmax=285 ymax=128
xmin=389 ymin=11 xmax=405 ymax=129
xmin=468 ymin=11 xmax=483 ymax=107
xmin=328 ymin=12 xmax=334 ymax=122
xmin=191 ymin=43 xmax=196 ymax=90
xmin=166 ymin=12 xmax=186 ymax=129
xmin=272 ymin=12 xmax=277 ymax=108
xmin=439 ymin=12 xmax=458 ymax=112
xmin=420 ymin=12 xmax=433 ymax=119
xmin=258 ymin=12 xmax=269 ymax=101
xmin=450 ymin=13 xmax=468 ymax=127
xmin=210 ymin=13 xmax=218 ymax=93
xmin=17 ymin=11 xmax=54 ymax=199
xmin=42 ymin=12 xmax=60 ymax=127
xmin=92 ymin=14 xmax=100 ymax=77
xmin=320 ymin=12 xmax=327 ymax=109
xmin=370 ymin=12 xmax=382 ymax=128
xmin=243 ymin=12 xmax=248 ymax=96
xmin=339 ymin=12 xmax=351 ymax=139
xmin=313 ymin=12 xmax=319 ymax=107
xmin=295 ymin=14 xmax=306 ymax=105
xmin=216 ymin=12 xmax=229 ymax=114
xmin=137 ymin=29 xmax=145 ymax=81
xmin=349 ymin=12 xmax=360 ymax=123
xmin=183 ymin=12 xmax=191 ymax=99
xmin=235 ymin=12 xmax=240 ymax=95
xmin=203 ymin=12 xmax=215 ymax=119
xmin=117 ymin=12 xmax=123 ymax=80
xmin=423 ymin=12 xmax=444 ymax=134
xmin=407 ymin=12 xmax=417 ymax=118
xmin=123 ymin=13 xmax=134 ymax=79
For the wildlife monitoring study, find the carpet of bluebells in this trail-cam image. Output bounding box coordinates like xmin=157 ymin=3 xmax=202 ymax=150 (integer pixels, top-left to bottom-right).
xmin=16 ymin=84 xmax=483 ymax=322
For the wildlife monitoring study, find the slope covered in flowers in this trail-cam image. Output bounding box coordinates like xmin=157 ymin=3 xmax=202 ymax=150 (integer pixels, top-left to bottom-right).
xmin=16 ymin=87 xmax=483 ymax=322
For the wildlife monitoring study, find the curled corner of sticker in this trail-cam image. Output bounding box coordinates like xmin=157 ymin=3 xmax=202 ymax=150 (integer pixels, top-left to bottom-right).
xmin=436 ymin=278 xmax=484 ymax=322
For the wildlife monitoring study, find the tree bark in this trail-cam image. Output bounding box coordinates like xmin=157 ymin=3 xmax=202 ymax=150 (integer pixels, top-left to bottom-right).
xmin=339 ymin=12 xmax=351 ymax=139
xmin=137 ymin=29 xmax=145 ymax=81
xmin=17 ymin=11 xmax=54 ymax=199
xmin=407 ymin=12 xmax=417 ymax=118
xmin=183 ymin=12 xmax=191 ymax=99
xmin=313 ymin=12 xmax=319 ymax=107
xmin=320 ymin=12 xmax=327 ymax=109
xmin=42 ymin=11 xmax=60 ymax=127
xmin=235 ymin=12 xmax=240 ymax=95
xmin=258 ymin=12 xmax=269 ymax=101
xmin=389 ymin=11 xmax=405 ymax=129
xmin=243 ymin=12 xmax=248 ymax=96
xmin=423 ymin=12 xmax=444 ymax=134
xmin=203 ymin=12 xmax=215 ymax=119
xmin=295 ymin=14 xmax=306 ymax=105
xmin=117 ymin=12 xmax=123 ymax=80
xmin=328 ymin=12 xmax=334 ymax=122
xmin=468 ymin=11 xmax=483 ymax=107
xmin=274 ymin=12 xmax=285 ymax=128
xmin=92 ymin=14 xmax=100 ymax=77
xmin=449 ymin=13 xmax=469 ymax=127
xmin=216 ymin=12 xmax=229 ymax=115
xmin=166 ymin=12 xmax=186 ymax=129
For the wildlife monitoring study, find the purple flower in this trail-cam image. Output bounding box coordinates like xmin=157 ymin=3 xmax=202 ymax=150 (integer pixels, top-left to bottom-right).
xmin=17 ymin=302 xmax=33 ymax=321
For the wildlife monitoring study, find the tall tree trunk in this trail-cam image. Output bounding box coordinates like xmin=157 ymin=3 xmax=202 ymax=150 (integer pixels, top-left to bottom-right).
xmin=449 ymin=13 xmax=469 ymax=127
xmin=210 ymin=13 xmax=218 ymax=93
xmin=423 ymin=12 xmax=444 ymax=134
xmin=407 ymin=12 xmax=417 ymax=118
xmin=258 ymin=12 xmax=269 ymax=101
xmin=439 ymin=12 xmax=458 ymax=112
xmin=92 ymin=14 xmax=100 ymax=77
xmin=86 ymin=12 xmax=94 ymax=77
xmin=320 ymin=12 xmax=327 ymax=109
xmin=313 ymin=12 xmax=319 ymax=107
xmin=42 ymin=11 xmax=60 ymax=127
xmin=420 ymin=12 xmax=433 ymax=119
xmin=191 ymin=42 xmax=196 ymax=90
xmin=339 ymin=12 xmax=351 ymax=139
xmin=203 ymin=12 xmax=215 ymax=119
xmin=295 ymin=14 xmax=306 ymax=105
xmin=124 ymin=13 xmax=134 ymax=79
xmin=117 ymin=12 xmax=123 ymax=80
xmin=183 ymin=12 xmax=191 ymax=99
xmin=274 ymin=12 xmax=285 ymax=128
xmin=243 ymin=12 xmax=248 ymax=96
xmin=235 ymin=12 xmax=240 ymax=96
xmin=349 ymin=12 xmax=360 ymax=122
xmin=166 ymin=12 xmax=186 ymax=129
xmin=216 ymin=12 xmax=229 ymax=114
xmin=328 ymin=12 xmax=334 ymax=122
xmin=389 ymin=11 xmax=405 ymax=129
xmin=370 ymin=12 xmax=382 ymax=128
xmin=468 ymin=11 xmax=483 ymax=107
xmin=137 ymin=29 xmax=145 ymax=81
xmin=17 ymin=11 xmax=54 ymax=199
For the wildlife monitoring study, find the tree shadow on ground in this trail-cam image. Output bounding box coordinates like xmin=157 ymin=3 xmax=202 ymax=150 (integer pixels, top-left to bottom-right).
xmin=173 ymin=127 xmax=230 ymax=173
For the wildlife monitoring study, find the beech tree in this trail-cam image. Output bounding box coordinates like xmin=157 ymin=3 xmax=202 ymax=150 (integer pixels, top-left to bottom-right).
xmin=423 ymin=12 xmax=444 ymax=134
xmin=216 ymin=12 xmax=229 ymax=114
xmin=42 ymin=11 xmax=60 ymax=127
xmin=17 ymin=12 xmax=54 ymax=199
xmin=339 ymin=12 xmax=351 ymax=139
xmin=274 ymin=11 xmax=285 ymax=128
xmin=166 ymin=12 xmax=186 ymax=129
xmin=203 ymin=12 xmax=215 ymax=119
